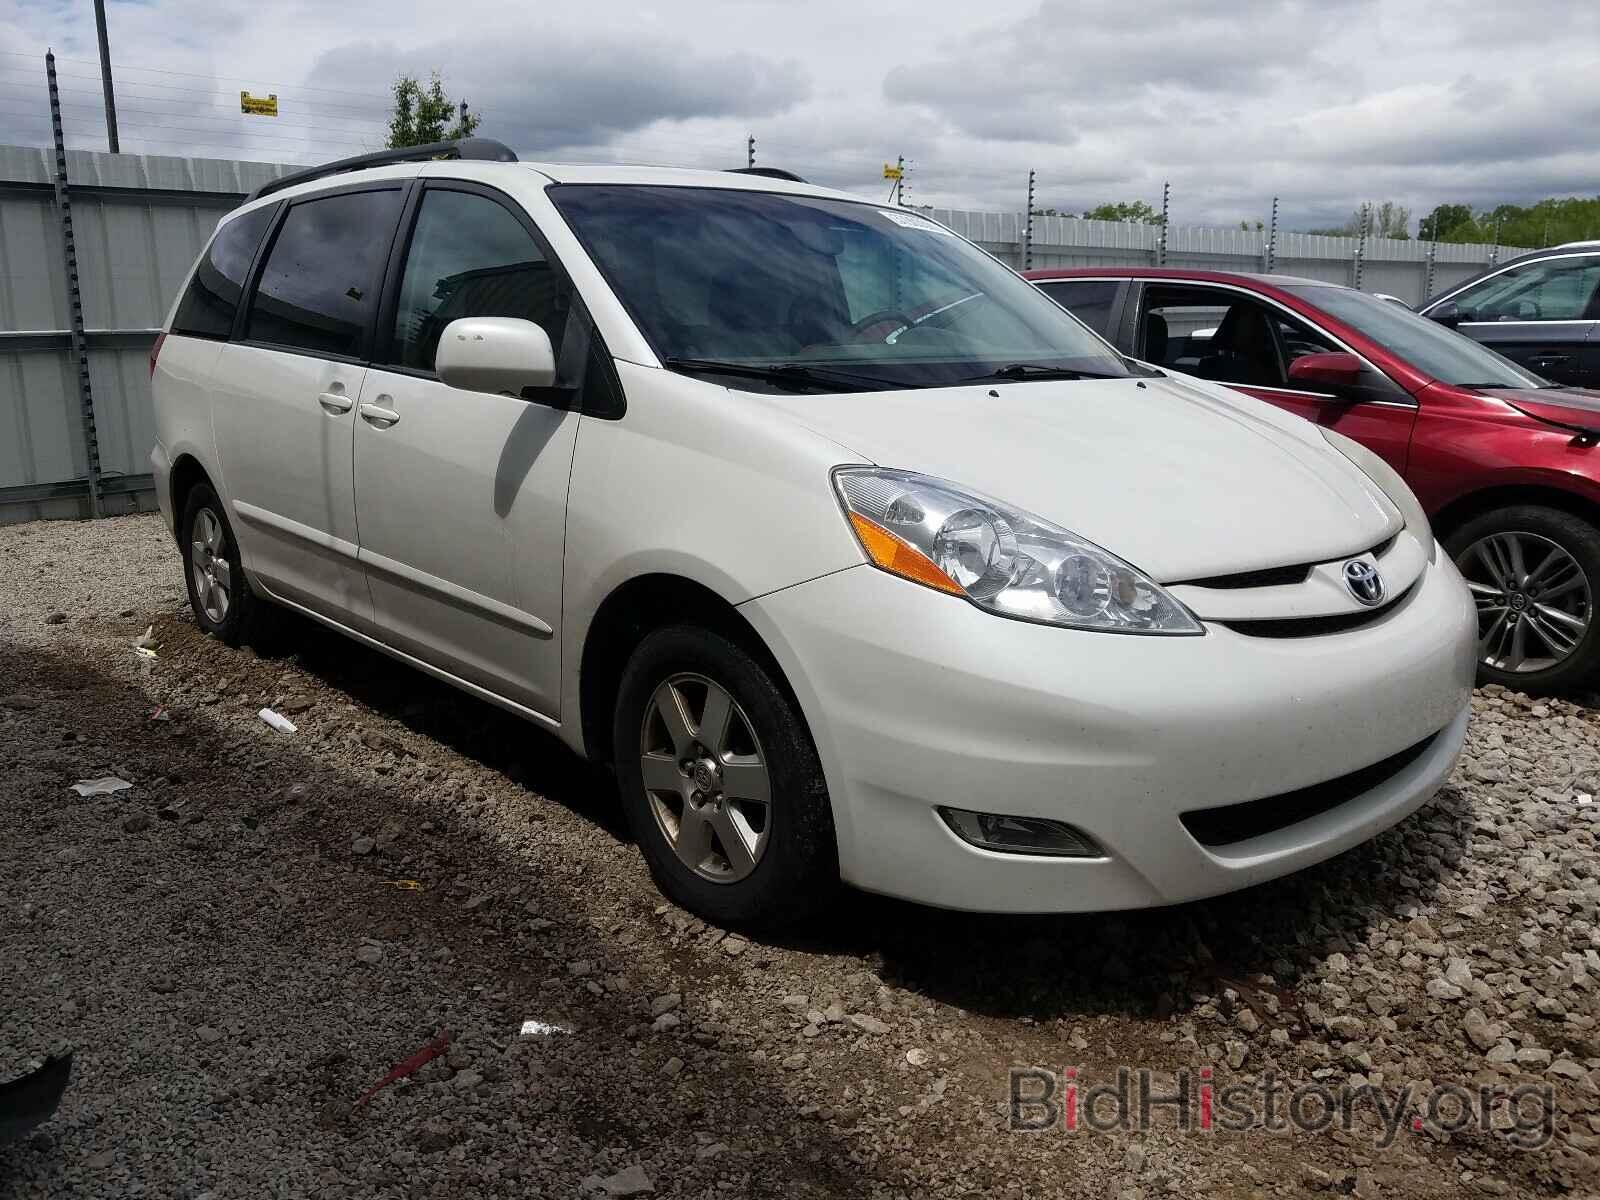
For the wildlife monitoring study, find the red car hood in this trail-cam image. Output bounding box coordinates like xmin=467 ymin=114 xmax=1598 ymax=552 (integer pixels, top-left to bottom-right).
xmin=1482 ymin=385 xmax=1600 ymax=434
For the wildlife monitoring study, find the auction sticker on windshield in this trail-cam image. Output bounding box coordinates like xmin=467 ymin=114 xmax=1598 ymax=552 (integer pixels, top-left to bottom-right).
xmin=878 ymin=209 xmax=956 ymax=234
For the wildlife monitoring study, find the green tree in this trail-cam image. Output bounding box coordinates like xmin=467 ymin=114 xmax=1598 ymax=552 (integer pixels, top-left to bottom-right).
xmin=1081 ymin=200 xmax=1163 ymax=224
xmin=1418 ymin=203 xmax=1474 ymax=241
xmin=387 ymin=71 xmax=480 ymax=149
xmin=1305 ymin=201 xmax=1410 ymax=240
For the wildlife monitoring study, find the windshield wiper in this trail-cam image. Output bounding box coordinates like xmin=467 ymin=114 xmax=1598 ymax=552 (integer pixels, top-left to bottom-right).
xmin=662 ymin=357 xmax=894 ymax=392
xmin=966 ymin=363 xmax=1119 ymax=382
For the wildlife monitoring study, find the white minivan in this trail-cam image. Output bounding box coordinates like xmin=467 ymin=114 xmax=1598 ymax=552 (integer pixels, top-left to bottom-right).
xmin=152 ymin=140 xmax=1477 ymax=926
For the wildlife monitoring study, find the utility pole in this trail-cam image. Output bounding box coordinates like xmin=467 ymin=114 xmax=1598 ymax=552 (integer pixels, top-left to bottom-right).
xmin=458 ymin=98 xmax=469 ymax=134
xmin=1156 ymin=181 xmax=1170 ymax=266
xmin=92 ymin=0 xmax=119 ymax=152
xmin=1023 ymin=169 xmax=1036 ymax=271
xmin=747 ymin=134 xmax=755 ymax=169
xmin=1264 ymin=195 xmax=1279 ymax=273
xmin=887 ymin=154 xmax=905 ymax=204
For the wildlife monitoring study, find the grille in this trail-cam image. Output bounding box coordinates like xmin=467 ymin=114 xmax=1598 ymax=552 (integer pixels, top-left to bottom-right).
xmin=1180 ymin=730 xmax=1440 ymax=848
xmin=1175 ymin=533 xmax=1399 ymax=592
xmin=1219 ymin=584 xmax=1415 ymax=638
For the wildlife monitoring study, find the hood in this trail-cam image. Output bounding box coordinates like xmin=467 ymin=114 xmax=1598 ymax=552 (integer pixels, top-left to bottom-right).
xmin=760 ymin=373 xmax=1401 ymax=582
xmin=1482 ymin=385 xmax=1600 ymax=435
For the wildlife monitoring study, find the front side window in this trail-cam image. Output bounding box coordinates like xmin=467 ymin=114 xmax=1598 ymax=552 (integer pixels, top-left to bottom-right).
xmin=172 ymin=204 xmax=275 ymax=339
xmin=389 ymin=189 xmax=571 ymax=372
xmin=1451 ymin=256 xmax=1600 ymax=322
xmin=1287 ymin=284 xmax=1547 ymax=389
xmin=1036 ymin=279 xmax=1120 ymax=336
xmin=245 ymin=188 xmax=403 ymax=358
xmin=1139 ymin=286 xmax=1341 ymax=390
xmin=548 ymin=185 xmax=1128 ymax=392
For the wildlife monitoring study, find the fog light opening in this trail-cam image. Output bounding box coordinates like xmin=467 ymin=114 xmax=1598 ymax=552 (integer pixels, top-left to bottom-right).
xmin=937 ymin=806 xmax=1101 ymax=858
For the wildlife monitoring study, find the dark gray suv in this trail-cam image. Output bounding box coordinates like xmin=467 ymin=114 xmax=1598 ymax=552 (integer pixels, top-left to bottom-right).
xmin=1420 ymin=242 xmax=1600 ymax=388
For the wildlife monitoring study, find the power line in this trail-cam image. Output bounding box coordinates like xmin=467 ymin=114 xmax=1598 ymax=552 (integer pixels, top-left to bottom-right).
xmin=0 ymin=49 xmax=402 ymax=103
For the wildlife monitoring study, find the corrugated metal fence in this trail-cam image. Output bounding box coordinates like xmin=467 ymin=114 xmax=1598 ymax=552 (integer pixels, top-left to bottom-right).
xmin=939 ymin=209 xmax=1525 ymax=303
xmin=0 ymin=144 xmax=1530 ymax=522
xmin=0 ymin=145 xmax=293 ymax=522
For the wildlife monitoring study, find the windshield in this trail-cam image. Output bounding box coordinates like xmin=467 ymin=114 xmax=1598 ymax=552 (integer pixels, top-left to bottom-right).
xmin=1283 ymin=284 xmax=1547 ymax=390
xmin=548 ymin=184 xmax=1129 ymax=391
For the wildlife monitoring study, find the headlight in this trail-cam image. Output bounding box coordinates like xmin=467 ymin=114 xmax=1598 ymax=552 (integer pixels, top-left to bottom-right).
xmin=832 ymin=467 xmax=1202 ymax=634
xmin=1319 ymin=429 xmax=1435 ymax=561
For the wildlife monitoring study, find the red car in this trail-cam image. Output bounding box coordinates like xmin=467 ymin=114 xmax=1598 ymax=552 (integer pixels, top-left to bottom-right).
xmin=1026 ymin=266 xmax=1600 ymax=693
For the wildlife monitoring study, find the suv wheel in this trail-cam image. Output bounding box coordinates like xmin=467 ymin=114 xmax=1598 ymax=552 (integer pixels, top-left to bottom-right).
xmin=1446 ymin=504 xmax=1600 ymax=693
xmin=181 ymin=484 xmax=266 ymax=646
xmin=613 ymin=625 xmax=837 ymax=928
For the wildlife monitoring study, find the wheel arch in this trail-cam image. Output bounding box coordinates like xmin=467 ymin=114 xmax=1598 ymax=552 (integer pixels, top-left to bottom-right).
xmin=168 ymin=453 xmax=215 ymax=543
xmin=1433 ymin=482 xmax=1600 ymax=543
xmin=577 ymin=573 xmax=816 ymax=770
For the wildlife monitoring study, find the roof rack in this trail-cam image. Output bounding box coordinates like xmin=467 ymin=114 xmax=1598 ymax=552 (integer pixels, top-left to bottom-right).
xmin=725 ymin=167 xmax=808 ymax=183
xmin=247 ymin=138 xmax=518 ymax=202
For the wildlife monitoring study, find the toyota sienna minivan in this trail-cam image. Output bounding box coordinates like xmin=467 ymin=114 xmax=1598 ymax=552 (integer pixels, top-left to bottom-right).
xmin=152 ymin=139 xmax=1476 ymax=926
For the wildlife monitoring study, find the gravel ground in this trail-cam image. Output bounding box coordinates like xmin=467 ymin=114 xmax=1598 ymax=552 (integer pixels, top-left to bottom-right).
xmin=5 ymin=512 xmax=1600 ymax=1198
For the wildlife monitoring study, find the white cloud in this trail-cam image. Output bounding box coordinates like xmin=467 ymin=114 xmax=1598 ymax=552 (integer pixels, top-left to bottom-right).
xmin=0 ymin=0 xmax=1593 ymax=231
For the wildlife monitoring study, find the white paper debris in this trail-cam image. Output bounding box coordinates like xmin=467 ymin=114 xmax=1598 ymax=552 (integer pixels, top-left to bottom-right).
xmin=258 ymin=708 xmax=297 ymax=734
xmin=518 ymin=1019 xmax=570 ymax=1037
xmin=71 ymin=777 xmax=133 ymax=797
xmin=1580 ymin=793 xmax=1593 ymax=806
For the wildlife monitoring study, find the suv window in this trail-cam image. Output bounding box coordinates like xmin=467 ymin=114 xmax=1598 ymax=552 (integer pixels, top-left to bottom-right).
xmin=171 ymin=205 xmax=275 ymax=339
xmin=1036 ymin=280 xmax=1120 ymax=336
xmin=388 ymin=188 xmax=571 ymax=372
xmin=1452 ymin=255 xmax=1600 ymax=322
xmin=245 ymin=188 xmax=403 ymax=358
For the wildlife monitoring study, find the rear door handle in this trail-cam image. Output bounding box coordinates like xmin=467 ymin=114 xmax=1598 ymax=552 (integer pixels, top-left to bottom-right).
xmin=1528 ymin=353 xmax=1570 ymax=366
xmin=358 ymin=399 xmax=400 ymax=427
xmin=317 ymin=390 xmax=354 ymax=414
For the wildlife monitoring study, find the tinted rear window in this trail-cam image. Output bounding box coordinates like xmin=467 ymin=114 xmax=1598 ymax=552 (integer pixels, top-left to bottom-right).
xmin=1036 ymin=279 xmax=1120 ymax=335
xmin=171 ymin=205 xmax=275 ymax=340
xmin=245 ymin=188 xmax=403 ymax=358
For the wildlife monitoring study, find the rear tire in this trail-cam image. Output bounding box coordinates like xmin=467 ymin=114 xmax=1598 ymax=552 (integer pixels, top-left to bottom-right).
xmin=1445 ymin=504 xmax=1600 ymax=694
xmin=180 ymin=484 xmax=268 ymax=647
xmin=613 ymin=624 xmax=838 ymax=929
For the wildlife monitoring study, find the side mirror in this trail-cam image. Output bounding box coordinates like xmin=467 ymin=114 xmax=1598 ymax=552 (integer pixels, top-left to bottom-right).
xmin=436 ymin=317 xmax=557 ymax=397
xmin=1287 ymin=351 xmax=1362 ymax=390
xmin=1427 ymin=300 xmax=1463 ymax=327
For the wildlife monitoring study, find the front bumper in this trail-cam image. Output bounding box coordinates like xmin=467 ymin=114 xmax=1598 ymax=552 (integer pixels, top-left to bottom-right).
xmin=739 ymin=554 xmax=1476 ymax=913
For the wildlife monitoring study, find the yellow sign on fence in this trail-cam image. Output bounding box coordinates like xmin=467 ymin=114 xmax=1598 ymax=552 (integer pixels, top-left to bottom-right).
xmin=240 ymin=92 xmax=279 ymax=117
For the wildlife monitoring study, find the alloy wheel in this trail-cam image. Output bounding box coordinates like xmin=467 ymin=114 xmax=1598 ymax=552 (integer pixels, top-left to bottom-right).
xmin=1459 ymin=530 xmax=1591 ymax=674
xmin=189 ymin=506 xmax=232 ymax=624
xmin=638 ymin=673 xmax=772 ymax=884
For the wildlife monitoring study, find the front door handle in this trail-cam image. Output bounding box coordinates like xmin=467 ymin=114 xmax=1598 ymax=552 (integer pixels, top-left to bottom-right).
xmin=358 ymin=399 xmax=400 ymax=428
xmin=317 ymin=390 xmax=354 ymax=414
xmin=1528 ymin=353 xmax=1570 ymax=367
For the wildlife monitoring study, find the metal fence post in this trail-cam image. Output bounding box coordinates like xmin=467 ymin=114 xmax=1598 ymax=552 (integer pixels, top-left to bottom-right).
xmin=1424 ymin=240 xmax=1437 ymax=302
xmin=1352 ymin=203 xmax=1370 ymax=291
xmin=1264 ymin=196 xmax=1278 ymax=273
xmin=46 ymin=50 xmax=102 ymax=518
xmin=1022 ymin=170 xmax=1036 ymax=271
xmin=1156 ymin=181 xmax=1170 ymax=266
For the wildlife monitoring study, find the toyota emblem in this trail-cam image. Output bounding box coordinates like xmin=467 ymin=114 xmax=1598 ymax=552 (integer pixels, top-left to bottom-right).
xmin=1342 ymin=558 xmax=1385 ymax=606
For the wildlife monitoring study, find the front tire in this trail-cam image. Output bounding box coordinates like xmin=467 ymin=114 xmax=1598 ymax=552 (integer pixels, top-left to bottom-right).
xmin=180 ymin=484 xmax=266 ymax=647
xmin=1446 ymin=504 xmax=1600 ymax=693
xmin=613 ymin=625 xmax=838 ymax=928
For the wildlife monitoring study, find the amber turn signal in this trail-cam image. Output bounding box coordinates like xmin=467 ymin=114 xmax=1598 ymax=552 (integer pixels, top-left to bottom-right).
xmin=846 ymin=512 xmax=965 ymax=596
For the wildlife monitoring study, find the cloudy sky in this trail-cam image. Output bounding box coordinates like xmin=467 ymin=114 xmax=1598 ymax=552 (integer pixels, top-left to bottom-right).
xmin=1 ymin=0 xmax=1595 ymax=231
